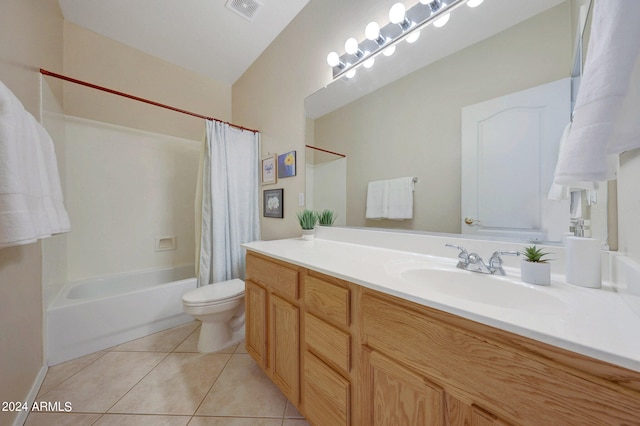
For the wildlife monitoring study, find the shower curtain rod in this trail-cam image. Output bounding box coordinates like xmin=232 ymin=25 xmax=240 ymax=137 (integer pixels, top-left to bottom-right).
xmin=40 ymin=69 xmax=259 ymax=134
xmin=305 ymin=144 xmax=346 ymax=158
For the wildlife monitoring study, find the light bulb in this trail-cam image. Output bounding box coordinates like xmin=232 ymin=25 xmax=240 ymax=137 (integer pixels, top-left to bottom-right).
xmin=365 ymin=22 xmax=380 ymax=41
xmin=346 ymin=69 xmax=356 ymax=79
xmin=345 ymin=37 xmax=359 ymax=55
xmin=467 ymin=0 xmax=484 ymax=7
xmin=389 ymin=3 xmax=406 ymax=24
xmin=406 ymin=31 xmax=420 ymax=43
xmin=383 ymin=45 xmax=396 ymax=56
xmin=363 ymin=57 xmax=375 ymax=68
xmin=433 ymin=12 xmax=450 ymax=27
xmin=326 ymin=52 xmax=340 ymax=67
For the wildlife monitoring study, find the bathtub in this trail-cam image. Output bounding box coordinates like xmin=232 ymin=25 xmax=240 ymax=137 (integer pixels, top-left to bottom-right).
xmin=46 ymin=265 xmax=197 ymax=365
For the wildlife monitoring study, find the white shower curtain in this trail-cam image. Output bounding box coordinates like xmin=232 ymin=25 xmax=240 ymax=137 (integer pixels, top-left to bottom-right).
xmin=197 ymin=120 xmax=260 ymax=286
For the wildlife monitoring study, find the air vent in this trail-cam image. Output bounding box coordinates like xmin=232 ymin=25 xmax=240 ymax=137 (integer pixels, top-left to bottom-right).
xmin=225 ymin=0 xmax=263 ymax=22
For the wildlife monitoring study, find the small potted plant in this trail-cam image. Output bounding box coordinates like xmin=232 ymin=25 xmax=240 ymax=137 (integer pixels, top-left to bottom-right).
xmin=520 ymin=245 xmax=552 ymax=286
xmin=296 ymin=209 xmax=318 ymax=241
xmin=317 ymin=209 xmax=337 ymax=226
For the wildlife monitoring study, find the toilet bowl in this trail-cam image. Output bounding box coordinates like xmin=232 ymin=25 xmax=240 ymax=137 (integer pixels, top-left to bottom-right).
xmin=182 ymin=279 xmax=245 ymax=353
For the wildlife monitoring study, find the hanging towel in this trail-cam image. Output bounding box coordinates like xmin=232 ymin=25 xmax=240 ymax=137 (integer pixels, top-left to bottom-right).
xmin=387 ymin=177 xmax=414 ymax=220
xmin=365 ymin=180 xmax=388 ymax=219
xmin=553 ymin=0 xmax=640 ymax=185
xmin=0 ymin=80 xmax=70 ymax=248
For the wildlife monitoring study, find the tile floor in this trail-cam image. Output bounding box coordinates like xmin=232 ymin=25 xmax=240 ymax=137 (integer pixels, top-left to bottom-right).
xmin=26 ymin=322 xmax=310 ymax=426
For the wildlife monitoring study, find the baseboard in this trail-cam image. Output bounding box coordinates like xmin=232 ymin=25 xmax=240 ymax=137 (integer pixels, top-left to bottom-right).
xmin=13 ymin=365 xmax=48 ymax=426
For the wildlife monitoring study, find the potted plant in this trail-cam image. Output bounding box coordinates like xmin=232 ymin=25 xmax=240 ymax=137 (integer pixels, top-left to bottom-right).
xmin=520 ymin=245 xmax=552 ymax=286
xmin=317 ymin=209 xmax=337 ymax=226
xmin=296 ymin=209 xmax=318 ymax=240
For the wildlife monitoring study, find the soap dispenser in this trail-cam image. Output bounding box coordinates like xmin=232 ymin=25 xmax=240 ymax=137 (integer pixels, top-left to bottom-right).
xmin=565 ymin=219 xmax=601 ymax=288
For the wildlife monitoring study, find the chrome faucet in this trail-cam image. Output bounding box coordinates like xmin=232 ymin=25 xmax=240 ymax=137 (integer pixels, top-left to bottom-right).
xmin=446 ymin=244 xmax=519 ymax=275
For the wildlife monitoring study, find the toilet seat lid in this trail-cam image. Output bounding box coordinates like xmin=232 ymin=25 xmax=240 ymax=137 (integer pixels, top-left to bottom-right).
xmin=183 ymin=279 xmax=245 ymax=305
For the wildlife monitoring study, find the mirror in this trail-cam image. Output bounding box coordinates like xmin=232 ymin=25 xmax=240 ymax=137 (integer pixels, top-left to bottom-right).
xmin=305 ymin=0 xmax=606 ymax=244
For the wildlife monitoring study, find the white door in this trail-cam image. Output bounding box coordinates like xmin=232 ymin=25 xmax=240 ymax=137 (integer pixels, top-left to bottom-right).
xmin=461 ymin=79 xmax=571 ymax=242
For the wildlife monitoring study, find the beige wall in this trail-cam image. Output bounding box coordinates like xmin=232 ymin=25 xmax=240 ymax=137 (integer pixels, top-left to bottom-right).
xmin=0 ymin=1 xmax=63 ymax=424
xmin=63 ymin=22 xmax=231 ymax=141
xmin=233 ymin=0 xmax=408 ymax=240
xmin=314 ymin=3 xmax=571 ymax=232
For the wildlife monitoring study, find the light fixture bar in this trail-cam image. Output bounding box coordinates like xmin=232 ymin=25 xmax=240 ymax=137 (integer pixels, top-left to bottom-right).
xmin=330 ymin=0 xmax=470 ymax=80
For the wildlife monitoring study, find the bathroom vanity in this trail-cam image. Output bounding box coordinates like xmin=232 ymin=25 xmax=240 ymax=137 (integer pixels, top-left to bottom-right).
xmin=243 ymin=230 xmax=640 ymax=425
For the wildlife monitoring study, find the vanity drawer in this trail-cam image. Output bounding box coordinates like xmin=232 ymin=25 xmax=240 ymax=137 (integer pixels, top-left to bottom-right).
xmin=305 ymin=312 xmax=350 ymax=373
xmin=246 ymin=254 xmax=299 ymax=300
xmin=304 ymin=351 xmax=350 ymax=426
xmin=304 ymin=274 xmax=350 ymax=328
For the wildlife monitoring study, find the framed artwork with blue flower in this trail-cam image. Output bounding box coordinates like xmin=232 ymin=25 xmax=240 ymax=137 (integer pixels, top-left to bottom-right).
xmin=278 ymin=151 xmax=296 ymax=178
xmin=263 ymin=188 xmax=284 ymax=218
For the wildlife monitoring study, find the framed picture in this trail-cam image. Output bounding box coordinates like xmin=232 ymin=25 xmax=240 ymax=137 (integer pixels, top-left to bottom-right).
xmin=277 ymin=151 xmax=296 ymax=178
xmin=261 ymin=155 xmax=277 ymax=185
xmin=263 ymin=188 xmax=284 ymax=218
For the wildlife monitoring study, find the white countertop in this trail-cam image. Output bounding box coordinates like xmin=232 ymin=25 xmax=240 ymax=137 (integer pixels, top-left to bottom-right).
xmin=243 ymin=234 xmax=640 ymax=373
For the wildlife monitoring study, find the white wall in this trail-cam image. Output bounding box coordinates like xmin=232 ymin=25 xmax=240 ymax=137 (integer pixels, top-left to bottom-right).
xmin=64 ymin=117 xmax=200 ymax=281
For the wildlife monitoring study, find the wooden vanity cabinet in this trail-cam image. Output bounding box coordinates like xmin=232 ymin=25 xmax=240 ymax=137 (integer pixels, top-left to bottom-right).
xmin=245 ymin=253 xmax=300 ymax=404
xmin=301 ymin=272 xmax=355 ymax=426
xmin=245 ymin=252 xmax=640 ymax=426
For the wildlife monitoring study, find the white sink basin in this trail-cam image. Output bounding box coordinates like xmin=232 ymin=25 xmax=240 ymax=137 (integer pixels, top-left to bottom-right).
xmin=385 ymin=259 xmax=565 ymax=311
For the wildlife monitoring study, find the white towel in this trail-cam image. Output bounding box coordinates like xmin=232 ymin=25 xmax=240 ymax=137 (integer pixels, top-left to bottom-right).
xmin=553 ymin=0 xmax=640 ymax=185
xmin=387 ymin=177 xmax=414 ymax=220
xmin=0 ymin=80 xmax=70 ymax=248
xmin=365 ymin=180 xmax=388 ymax=219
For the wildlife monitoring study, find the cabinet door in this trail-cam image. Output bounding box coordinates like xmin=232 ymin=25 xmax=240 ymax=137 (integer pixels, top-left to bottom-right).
xmin=363 ymin=349 xmax=444 ymax=425
xmin=270 ymin=293 xmax=300 ymax=403
xmin=245 ymin=280 xmax=267 ymax=368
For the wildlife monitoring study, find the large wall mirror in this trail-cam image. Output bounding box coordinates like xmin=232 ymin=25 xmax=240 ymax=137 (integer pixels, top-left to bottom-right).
xmin=305 ymin=0 xmax=607 ymax=245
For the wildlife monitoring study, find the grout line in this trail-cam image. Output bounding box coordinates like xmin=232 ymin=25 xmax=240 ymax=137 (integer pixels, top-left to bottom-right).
xmin=36 ymin=350 xmax=110 ymax=399
xmin=190 ymin=351 xmax=236 ymax=416
xmin=102 ymin=350 xmax=172 ymax=414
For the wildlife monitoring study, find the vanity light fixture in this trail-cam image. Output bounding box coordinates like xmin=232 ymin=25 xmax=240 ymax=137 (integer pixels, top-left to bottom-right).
xmin=466 ymin=0 xmax=484 ymax=7
xmin=326 ymin=0 xmax=483 ymax=79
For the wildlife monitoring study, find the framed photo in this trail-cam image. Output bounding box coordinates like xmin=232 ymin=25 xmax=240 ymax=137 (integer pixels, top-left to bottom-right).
xmin=263 ymin=188 xmax=284 ymax=218
xmin=261 ymin=155 xmax=277 ymax=185
xmin=277 ymin=151 xmax=296 ymax=178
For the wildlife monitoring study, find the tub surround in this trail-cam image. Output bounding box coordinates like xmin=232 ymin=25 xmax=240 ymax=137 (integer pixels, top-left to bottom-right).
xmin=243 ymin=227 xmax=639 ymax=373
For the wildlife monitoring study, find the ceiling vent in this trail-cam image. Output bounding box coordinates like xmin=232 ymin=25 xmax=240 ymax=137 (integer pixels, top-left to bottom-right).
xmin=225 ymin=0 xmax=264 ymax=22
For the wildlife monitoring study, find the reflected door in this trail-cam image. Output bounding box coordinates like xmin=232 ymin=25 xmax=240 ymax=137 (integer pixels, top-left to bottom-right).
xmin=461 ymin=78 xmax=570 ymax=242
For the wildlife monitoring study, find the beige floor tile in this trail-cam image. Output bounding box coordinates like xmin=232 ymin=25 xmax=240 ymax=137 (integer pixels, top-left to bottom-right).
xmin=234 ymin=341 xmax=247 ymax=354
xmin=284 ymin=400 xmax=304 ymax=418
xmin=113 ymin=321 xmax=200 ymax=352
xmin=188 ymin=417 xmax=283 ymax=426
xmin=196 ymin=354 xmax=287 ymax=418
xmin=174 ymin=328 xmax=239 ymax=354
xmin=93 ymin=413 xmax=191 ymax=425
xmin=283 ymin=420 xmax=310 ymax=426
xmin=109 ymin=353 xmax=231 ymax=415
xmin=36 ymin=351 xmax=166 ymax=413
xmin=173 ymin=327 xmax=201 ymax=352
xmin=24 ymin=412 xmax=101 ymax=426
xmin=38 ymin=350 xmax=109 ymax=396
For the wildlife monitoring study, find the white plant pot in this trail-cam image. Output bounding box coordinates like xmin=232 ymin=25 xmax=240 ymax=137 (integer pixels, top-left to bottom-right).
xmin=301 ymin=229 xmax=315 ymax=241
xmin=520 ymin=260 xmax=551 ymax=286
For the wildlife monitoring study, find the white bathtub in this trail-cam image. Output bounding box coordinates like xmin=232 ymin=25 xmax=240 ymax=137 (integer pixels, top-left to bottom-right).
xmin=46 ymin=265 xmax=197 ymax=365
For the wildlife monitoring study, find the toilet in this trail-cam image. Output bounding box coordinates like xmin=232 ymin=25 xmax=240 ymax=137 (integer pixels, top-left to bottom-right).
xmin=182 ymin=279 xmax=245 ymax=353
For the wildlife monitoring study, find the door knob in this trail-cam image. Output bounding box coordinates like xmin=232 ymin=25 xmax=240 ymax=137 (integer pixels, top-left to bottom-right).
xmin=464 ymin=217 xmax=480 ymax=225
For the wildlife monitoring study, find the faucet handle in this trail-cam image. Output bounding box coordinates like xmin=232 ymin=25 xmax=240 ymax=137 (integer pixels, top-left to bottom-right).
xmin=488 ymin=250 xmax=520 ymax=275
xmin=445 ymin=243 xmax=468 ymax=258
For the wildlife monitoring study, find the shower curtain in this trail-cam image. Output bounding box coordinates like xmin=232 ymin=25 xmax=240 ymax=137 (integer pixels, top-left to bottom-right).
xmin=197 ymin=120 xmax=260 ymax=286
